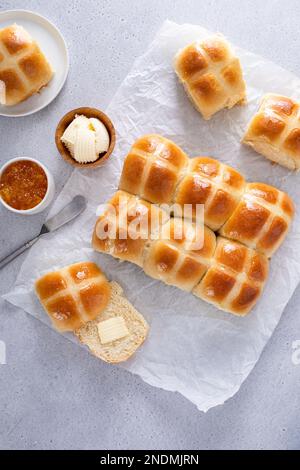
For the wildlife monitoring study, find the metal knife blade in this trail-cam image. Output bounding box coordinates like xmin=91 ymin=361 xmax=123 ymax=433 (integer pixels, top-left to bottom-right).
xmin=43 ymin=195 xmax=87 ymax=233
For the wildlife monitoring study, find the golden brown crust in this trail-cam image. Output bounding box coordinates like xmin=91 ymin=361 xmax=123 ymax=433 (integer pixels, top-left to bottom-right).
xmin=221 ymin=59 xmax=243 ymax=87
xmin=118 ymin=134 xmax=294 ymax=259
xmin=148 ymin=242 xmax=180 ymax=273
xmin=176 ymin=256 xmax=206 ymax=283
xmin=143 ymin=161 xmax=178 ymax=204
xmin=0 ymin=68 xmax=26 ymax=103
xmin=143 ymin=219 xmax=216 ymax=292
xmin=175 ymin=157 xmax=246 ymax=231
xmin=176 ymin=174 xmax=212 ymax=206
xmin=35 ymin=262 xmax=111 ymax=332
xmin=116 ymin=134 xmax=295 ymax=265
xmin=0 ymin=24 xmax=53 ymax=106
xmin=79 ymin=281 xmax=111 ymax=317
xmin=119 ymin=135 xmax=188 ymax=204
xmin=247 ymin=112 xmax=286 ymax=142
xmin=221 ymin=200 xmax=270 ymax=240
xmin=197 ymin=268 xmax=236 ymax=302
xmin=201 ymin=37 xmax=230 ymax=62
xmin=193 ymin=237 xmax=269 ymax=315
xmin=281 ymin=193 xmax=295 ymax=217
xmin=68 ymin=262 xmax=103 ymax=284
xmin=283 ymin=128 xmax=300 ymax=155
xmin=190 ymin=73 xmax=227 ymax=107
xmin=191 ymin=156 xmax=219 ymax=177
xmin=257 ymin=217 xmax=288 ymax=253
xmin=0 ymin=24 xmax=32 ymax=55
xmin=93 ymin=191 xmax=158 ymax=267
xmin=247 ymin=253 xmax=268 ymax=282
xmin=230 ymin=284 xmax=260 ymax=313
xmin=95 ymin=133 xmax=294 ymax=315
xmin=206 ymin=189 xmax=238 ymax=227
xmin=220 ymin=182 xmax=294 ymax=257
xmin=92 ymin=190 xmax=170 ymax=267
xmin=175 ymin=44 xmax=208 ymax=81
xmin=120 ymin=152 xmax=146 ymax=195
xmin=119 ymin=139 xmax=247 ymax=232
xmin=262 ymin=94 xmax=297 ymax=117
xmin=46 ymin=295 xmax=83 ymax=329
xmin=243 ymin=94 xmax=300 ymax=170
xmin=35 ymin=272 xmax=67 ymax=300
xmin=175 ymin=35 xmax=246 ymax=120
xmin=215 ymin=237 xmax=247 ymax=271
xmin=247 ymin=182 xmax=278 ymax=204
xmin=75 ymin=281 xmax=149 ymax=364
xmin=18 ymin=45 xmax=52 ymax=87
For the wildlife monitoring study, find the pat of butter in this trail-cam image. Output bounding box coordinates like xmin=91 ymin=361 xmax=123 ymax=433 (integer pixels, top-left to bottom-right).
xmin=89 ymin=118 xmax=110 ymax=154
xmin=74 ymin=127 xmax=97 ymax=163
xmin=61 ymin=115 xmax=89 ymax=156
xmin=97 ymin=316 xmax=129 ymax=344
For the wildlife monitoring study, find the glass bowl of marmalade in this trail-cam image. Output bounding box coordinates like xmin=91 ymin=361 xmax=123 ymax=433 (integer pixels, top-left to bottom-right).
xmin=0 ymin=157 xmax=55 ymax=215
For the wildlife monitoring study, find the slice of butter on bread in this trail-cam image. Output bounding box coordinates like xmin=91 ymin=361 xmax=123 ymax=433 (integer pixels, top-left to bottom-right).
xmin=97 ymin=316 xmax=129 ymax=344
xmin=75 ymin=281 xmax=149 ymax=363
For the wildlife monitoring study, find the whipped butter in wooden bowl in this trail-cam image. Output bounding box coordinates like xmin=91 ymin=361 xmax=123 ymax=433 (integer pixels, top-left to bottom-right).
xmin=55 ymin=107 xmax=116 ymax=168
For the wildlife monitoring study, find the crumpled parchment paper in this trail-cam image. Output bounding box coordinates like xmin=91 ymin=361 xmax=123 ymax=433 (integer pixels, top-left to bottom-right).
xmin=3 ymin=21 xmax=300 ymax=412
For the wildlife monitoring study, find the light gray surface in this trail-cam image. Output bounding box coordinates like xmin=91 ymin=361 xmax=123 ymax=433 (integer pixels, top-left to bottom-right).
xmin=0 ymin=0 xmax=299 ymax=450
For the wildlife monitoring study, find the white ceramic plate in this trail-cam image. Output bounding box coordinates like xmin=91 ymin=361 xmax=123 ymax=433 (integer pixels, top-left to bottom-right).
xmin=0 ymin=10 xmax=69 ymax=117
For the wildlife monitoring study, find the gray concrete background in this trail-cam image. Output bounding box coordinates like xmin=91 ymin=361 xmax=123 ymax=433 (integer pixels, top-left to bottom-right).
xmin=0 ymin=0 xmax=300 ymax=450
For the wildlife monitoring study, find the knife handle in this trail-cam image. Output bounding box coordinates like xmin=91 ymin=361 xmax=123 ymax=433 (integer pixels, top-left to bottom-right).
xmin=0 ymin=235 xmax=40 ymax=270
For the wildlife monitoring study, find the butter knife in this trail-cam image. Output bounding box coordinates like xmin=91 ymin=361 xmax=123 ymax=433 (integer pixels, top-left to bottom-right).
xmin=0 ymin=195 xmax=87 ymax=269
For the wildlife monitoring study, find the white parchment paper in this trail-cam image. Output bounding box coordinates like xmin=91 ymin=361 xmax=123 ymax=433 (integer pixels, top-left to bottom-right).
xmin=3 ymin=21 xmax=300 ymax=412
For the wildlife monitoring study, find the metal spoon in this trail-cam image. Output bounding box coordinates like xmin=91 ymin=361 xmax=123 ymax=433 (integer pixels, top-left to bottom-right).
xmin=0 ymin=195 xmax=87 ymax=269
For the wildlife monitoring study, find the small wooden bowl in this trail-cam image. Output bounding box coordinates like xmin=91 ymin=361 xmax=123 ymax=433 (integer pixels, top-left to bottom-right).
xmin=55 ymin=107 xmax=116 ymax=168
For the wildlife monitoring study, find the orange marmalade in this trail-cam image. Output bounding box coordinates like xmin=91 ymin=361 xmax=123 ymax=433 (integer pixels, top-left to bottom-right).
xmin=0 ymin=160 xmax=48 ymax=210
